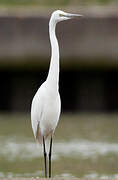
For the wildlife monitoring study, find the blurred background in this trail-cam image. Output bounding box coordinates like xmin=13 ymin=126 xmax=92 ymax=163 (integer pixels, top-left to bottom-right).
xmin=0 ymin=0 xmax=118 ymax=179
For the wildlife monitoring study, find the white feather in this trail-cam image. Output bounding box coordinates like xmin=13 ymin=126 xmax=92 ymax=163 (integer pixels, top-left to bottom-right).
xmin=31 ymin=10 xmax=82 ymax=144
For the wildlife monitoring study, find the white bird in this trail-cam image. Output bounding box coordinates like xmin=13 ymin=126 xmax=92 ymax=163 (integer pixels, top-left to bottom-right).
xmin=31 ymin=10 xmax=82 ymax=178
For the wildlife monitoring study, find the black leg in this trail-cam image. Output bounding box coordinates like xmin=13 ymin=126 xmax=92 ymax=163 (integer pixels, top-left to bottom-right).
xmin=43 ymin=136 xmax=47 ymax=178
xmin=49 ymin=136 xmax=52 ymax=178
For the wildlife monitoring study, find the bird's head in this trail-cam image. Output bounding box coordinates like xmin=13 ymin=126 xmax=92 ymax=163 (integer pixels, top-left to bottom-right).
xmin=50 ymin=10 xmax=83 ymax=24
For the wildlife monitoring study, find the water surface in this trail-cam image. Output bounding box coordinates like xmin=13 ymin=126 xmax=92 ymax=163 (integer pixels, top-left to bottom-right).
xmin=0 ymin=113 xmax=118 ymax=178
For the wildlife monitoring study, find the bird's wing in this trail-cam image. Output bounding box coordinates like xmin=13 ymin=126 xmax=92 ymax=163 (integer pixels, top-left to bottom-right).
xmin=31 ymin=92 xmax=43 ymax=144
xmin=35 ymin=122 xmax=43 ymax=144
xmin=31 ymin=109 xmax=43 ymax=144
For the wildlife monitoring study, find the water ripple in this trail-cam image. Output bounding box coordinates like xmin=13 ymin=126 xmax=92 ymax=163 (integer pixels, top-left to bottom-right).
xmin=0 ymin=137 xmax=118 ymax=161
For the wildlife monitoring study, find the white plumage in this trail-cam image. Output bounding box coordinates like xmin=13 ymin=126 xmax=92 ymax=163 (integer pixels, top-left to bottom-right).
xmin=31 ymin=10 xmax=82 ymax=178
xmin=31 ymin=81 xmax=61 ymax=143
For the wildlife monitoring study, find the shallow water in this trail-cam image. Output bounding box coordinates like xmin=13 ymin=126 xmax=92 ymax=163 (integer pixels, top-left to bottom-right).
xmin=0 ymin=113 xmax=118 ymax=178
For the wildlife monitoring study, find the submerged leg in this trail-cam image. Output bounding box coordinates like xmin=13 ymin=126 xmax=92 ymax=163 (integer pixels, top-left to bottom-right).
xmin=43 ymin=136 xmax=47 ymax=178
xmin=49 ymin=136 xmax=53 ymax=178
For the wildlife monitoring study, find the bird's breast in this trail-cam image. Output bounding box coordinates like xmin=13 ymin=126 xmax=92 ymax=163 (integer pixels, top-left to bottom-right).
xmin=40 ymin=92 xmax=61 ymax=137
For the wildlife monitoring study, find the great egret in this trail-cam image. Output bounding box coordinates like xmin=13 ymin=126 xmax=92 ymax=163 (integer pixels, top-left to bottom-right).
xmin=31 ymin=10 xmax=82 ymax=178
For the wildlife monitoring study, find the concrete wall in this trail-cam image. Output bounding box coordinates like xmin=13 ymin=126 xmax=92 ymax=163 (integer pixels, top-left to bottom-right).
xmin=0 ymin=10 xmax=118 ymax=112
xmin=0 ymin=13 xmax=118 ymax=68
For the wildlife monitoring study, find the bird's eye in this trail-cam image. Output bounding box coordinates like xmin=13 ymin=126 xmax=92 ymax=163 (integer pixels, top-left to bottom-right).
xmin=59 ymin=14 xmax=65 ymax=17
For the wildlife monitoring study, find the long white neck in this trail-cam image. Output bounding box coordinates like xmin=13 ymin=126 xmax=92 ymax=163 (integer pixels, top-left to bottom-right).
xmin=46 ymin=19 xmax=59 ymax=91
